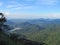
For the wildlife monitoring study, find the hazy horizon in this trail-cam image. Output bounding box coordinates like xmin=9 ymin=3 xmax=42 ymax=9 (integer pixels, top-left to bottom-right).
xmin=0 ymin=0 xmax=60 ymax=19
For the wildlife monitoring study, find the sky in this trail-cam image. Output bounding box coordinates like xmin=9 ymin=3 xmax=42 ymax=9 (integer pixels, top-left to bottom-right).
xmin=0 ymin=0 xmax=60 ymax=19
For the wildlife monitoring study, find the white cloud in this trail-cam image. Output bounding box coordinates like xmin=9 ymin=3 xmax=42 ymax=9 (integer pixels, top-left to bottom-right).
xmin=7 ymin=4 xmax=23 ymax=8
xmin=36 ymin=0 xmax=58 ymax=5
xmin=23 ymin=0 xmax=58 ymax=6
xmin=11 ymin=6 xmax=38 ymax=10
xmin=6 ymin=0 xmax=58 ymax=10
xmin=25 ymin=0 xmax=33 ymax=1
xmin=4 ymin=12 xmax=10 ymax=15
xmin=0 ymin=2 xmax=3 ymax=6
xmin=7 ymin=1 xmax=34 ymax=9
xmin=9 ymin=1 xmax=18 ymax=4
xmin=7 ymin=1 xmax=24 ymax=8
xmin=2 ymin=12 xmax=10 ymax=17
xmin=7 ymin=5 xmax=19 ymax=8
xmin=3 ymin=12 xmax=60 ymax=19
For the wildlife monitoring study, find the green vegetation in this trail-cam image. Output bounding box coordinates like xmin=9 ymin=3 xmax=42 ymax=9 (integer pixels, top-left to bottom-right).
xmin=0 ymin=31 xmax=46 ymax=45
xmin=7 ymin=19 xmax=60 ymax=45
xmin=0 ymin=13 xmax=46 ymax=45
xmin=1 ymin=18 xmax=60 ymax=45
xmin=26 ymin=23 xmax=60 ymax=45
xmin=0 ymin=31 xmax=17 ymax=45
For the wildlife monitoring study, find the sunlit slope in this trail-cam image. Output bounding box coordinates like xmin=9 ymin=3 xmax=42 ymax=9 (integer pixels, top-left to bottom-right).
xmin=26 ymin=23 xmax=60 ymax=45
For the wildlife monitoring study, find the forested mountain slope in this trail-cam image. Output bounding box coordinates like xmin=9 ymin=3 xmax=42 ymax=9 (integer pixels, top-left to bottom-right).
xmin=7 ymin=19 xmax=60 ymax=45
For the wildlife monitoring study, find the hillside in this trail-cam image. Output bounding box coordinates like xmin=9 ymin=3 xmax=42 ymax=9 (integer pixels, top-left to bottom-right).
xmin=0 ymin=30 xmax=46 ymax=45
xmin=0 ymin=18 xmax=47 ymax=45
xmin=7 ymin=19 xmax=60 ymax=45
